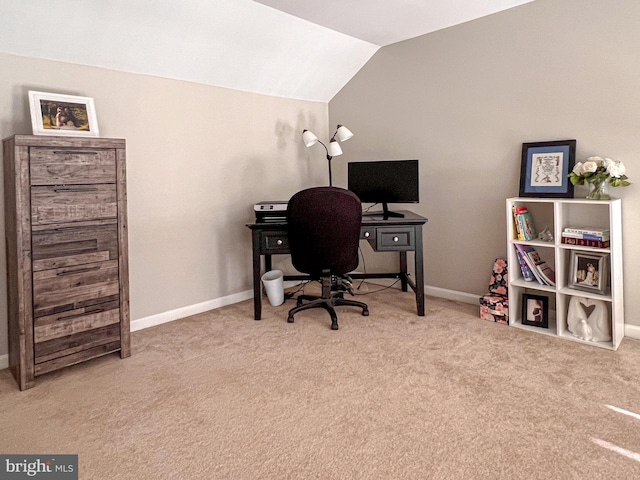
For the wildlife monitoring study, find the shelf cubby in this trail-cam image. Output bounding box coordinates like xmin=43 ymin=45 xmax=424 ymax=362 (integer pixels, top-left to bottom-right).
xmin=506 ymin=197 xmax=623 ymax=350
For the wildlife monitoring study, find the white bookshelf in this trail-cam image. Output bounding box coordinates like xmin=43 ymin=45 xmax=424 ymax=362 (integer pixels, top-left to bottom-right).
xmin=506 ymin=197 xmax=624 ymax=350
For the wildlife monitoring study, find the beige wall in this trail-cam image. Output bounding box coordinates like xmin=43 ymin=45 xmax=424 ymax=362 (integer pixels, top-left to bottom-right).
xmin=0 ymin=52 xmax=328 ymax=356
xmin=2 ymin=0 xmax=640 ymax=361
xmin=330 ymin=0 xmax=640 ymax=325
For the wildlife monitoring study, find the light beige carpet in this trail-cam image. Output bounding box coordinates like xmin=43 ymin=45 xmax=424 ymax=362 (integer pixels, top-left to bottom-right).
xmin=2 ymin=288 xmax=640 ymax=479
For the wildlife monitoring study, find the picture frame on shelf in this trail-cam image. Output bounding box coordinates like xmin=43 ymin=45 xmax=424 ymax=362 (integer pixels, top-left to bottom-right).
xmin=521 ymin=293 xmax=549 ymax=328
xmin=519 ymin=140 xmax=576 ymax=198
xmin=28 ymin=91 xmax=100 ymax=137
xmin=568 ymin=251 xmax=609 ymax=295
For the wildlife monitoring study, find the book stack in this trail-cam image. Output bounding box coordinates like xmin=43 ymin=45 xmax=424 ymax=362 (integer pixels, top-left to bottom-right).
xmin=514 ymin=243 xmax=556 ymax=286
xmin=512 ymin=206 xmax=536 ymax=241
xmin=561 ymin=226 xmax=610 ymax=248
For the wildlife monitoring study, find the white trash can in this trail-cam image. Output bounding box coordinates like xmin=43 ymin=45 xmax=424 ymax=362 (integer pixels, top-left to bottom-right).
xmin=261 ymin=270 xmax=285 ymax=306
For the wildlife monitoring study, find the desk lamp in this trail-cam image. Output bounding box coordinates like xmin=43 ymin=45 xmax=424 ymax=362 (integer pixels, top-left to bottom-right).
xmin=302 ymin=124 xmax=353 ymax=186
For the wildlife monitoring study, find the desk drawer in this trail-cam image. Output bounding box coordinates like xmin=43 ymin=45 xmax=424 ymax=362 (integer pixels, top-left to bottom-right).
xmin=376 ymin=227 xmax=415 ymax=251
xmin=262 ymin=231 xmax=289 ymax=253
xmin=360 ymin=227 xmax=375 ymax=240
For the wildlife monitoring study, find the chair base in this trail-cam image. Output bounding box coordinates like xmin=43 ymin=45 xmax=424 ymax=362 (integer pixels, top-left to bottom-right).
xmin=287 ymin=295 xmax=369 ymax=330
xmin=287 ymin=273 xmax=369 ymax=330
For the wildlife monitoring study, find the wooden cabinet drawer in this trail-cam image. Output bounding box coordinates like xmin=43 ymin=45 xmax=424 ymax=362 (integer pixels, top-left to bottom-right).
xmin=32 ymin=220 xmax=118 ymax=271
xmin=376 ymin=227 xmax=415 ymax=251
xmin=262 ymin=231 xmax=289 ymax=253
xmin=31 ymin=184 xmax=117 ymax=225
xmin=34 ymin=323 xmax=121 ymax=365
xmin=32 ymin=260 xmax=120 ymax=319
xmin=34 ymin=299 xmax=120 ymax=343
xmin=30 ymin=147 xmax=116 ymax=185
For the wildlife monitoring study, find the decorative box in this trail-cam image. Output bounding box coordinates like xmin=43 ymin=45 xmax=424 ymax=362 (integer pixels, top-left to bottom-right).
xmin=479 ymin=258 xmax=508 ymax=324
xmin=479 ymin=300 xmax=508 ymax=324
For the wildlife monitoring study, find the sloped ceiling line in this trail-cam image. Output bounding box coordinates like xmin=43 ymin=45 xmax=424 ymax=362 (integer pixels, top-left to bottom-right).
xmin=0 ymin=0 xmax=534 ymax=102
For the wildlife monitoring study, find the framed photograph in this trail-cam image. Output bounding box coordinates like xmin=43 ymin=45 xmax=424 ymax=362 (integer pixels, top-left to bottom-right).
xmin=519 ymin=140 xmax=576 ymax=198
xmin=521 ymin=293 xmax=549 ymax=328
xmin=28 ymin=91 xmax=99 ymax=137
xmin=568 ymin=251 xmax=609 ymax=295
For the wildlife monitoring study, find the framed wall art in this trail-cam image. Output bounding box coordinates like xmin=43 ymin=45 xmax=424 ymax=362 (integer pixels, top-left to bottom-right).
xmin=521 ymin=293 xmax=549 ymax=328
xmin=568 ymin=251 xmax=609 ymax=295
xmin=519 ymin=140 xmax=576 ymax=198
xmin=28 ymin=91 xmax=100 ymax=137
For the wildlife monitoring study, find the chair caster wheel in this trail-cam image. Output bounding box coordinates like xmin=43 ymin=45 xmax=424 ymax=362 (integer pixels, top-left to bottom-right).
xmin=287 ymin=316 xmax=294 ymax=323
xmin=331 ymin=323 xmax=339 ymax=330
xmin=362 ymin=308 xmax=369 ymax=316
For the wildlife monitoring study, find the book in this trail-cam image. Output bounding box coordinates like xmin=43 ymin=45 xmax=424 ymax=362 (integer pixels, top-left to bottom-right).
xmin=561 ymin=236 xmax=610 ymax=248
xmin=528 ymin=249 xmax=556 ymax=286
xmin=512 ymin=206 xmax=536 ymax=241
xmin=514 ymin=244 xmax=545 ymax=285
xmin=514 ymin=248 xmax=535 ymax=281
xmin=563 ymin=226 xmax=610 ymax=236
xmin=513 ymin=206 xmax=529 ymax=214
xmin=561 ymin=230 xmax=610 ymax=241
xmin=512 ymin=206 xmax=525 ymax=240
xmin=526 ymin=247 xmax=556 ymax=286
xmin=517 ymin=211 xmax=537 ymax=241
xmin=514 ymin=243 xmax=555 ymax=286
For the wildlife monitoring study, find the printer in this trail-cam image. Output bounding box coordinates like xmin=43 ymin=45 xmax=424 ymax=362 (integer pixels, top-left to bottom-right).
xmin=254 ymin=201 xmax=287 ymax=222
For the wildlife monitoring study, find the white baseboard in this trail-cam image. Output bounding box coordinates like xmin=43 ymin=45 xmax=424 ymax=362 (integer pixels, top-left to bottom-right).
xmin=130 ymin=290 xmax=253 ymax=332
xmin=127 ymin=283 xmax=484 ymax=332
xmin=2 ymin=285 xmax=638 ymax=371
xmin=425 ymin=285 xmax=479 ymax=305
xmin=625 ymin=324 xmax=640 ymax=340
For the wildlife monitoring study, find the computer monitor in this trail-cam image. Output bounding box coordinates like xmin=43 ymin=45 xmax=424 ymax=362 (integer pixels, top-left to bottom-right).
xmin=347 ymin=159 xmax=419 ymax=218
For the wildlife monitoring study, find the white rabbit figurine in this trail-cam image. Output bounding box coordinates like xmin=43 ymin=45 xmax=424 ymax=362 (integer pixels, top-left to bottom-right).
xmin=567 ymin=296 xmax=611 ymax=342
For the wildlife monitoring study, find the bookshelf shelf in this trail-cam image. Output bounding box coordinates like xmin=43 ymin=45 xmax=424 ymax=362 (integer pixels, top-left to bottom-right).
xmin=506 ymin=197 xmax=624 ymax=350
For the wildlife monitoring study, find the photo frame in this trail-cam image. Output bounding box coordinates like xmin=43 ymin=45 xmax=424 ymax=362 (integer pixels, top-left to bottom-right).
xmin=519 ymin=140 xmax=576 ymax=198
xmin=521 ymin=293 xmax=549 ymax=328
xmin=28 ymin=91 xmax=99 ymax=137
xmin=568 ymin=251 xmax=609 ymax=295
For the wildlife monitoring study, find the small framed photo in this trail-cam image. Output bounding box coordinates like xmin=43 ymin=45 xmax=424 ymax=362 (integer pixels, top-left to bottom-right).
xmin=519 ymin=140 xmax=576 ymax=198
xmin=568 ymin=251 xmax=609 ymax=295
xmin=28 ymin=91 xmax=99 ymax=137
xmin=521 ymin=293 xmax=549 ymax=328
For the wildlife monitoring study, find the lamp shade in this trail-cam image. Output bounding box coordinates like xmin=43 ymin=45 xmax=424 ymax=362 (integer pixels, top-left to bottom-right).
xmin=327 ymin=139 xmax=343 ymax=157
xmin=335 ymin=125 xmax=353 ymax=142
xmin=302 ymin=129 xmax=318 ymax=147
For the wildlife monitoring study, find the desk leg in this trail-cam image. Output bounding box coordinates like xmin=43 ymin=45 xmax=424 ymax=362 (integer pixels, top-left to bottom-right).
xmin=399 ymin=252 xmax=408 ymax=292
xmin=252 ymin=230 xmax=263 ymax=320
xmin=414 ymin=226 xmax=425 ymax=316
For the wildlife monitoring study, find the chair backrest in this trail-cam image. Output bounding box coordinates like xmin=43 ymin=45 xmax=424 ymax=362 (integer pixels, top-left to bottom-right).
xmin=287 ymin=187 xmax=362 ymax=276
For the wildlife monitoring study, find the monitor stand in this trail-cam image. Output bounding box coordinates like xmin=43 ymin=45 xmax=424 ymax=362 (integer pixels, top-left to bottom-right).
xmin=362 ymin=203 xmax=405 ymax=219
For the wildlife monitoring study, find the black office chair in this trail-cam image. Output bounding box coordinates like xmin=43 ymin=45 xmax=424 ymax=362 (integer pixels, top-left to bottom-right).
xmin=286 ymin=186 xmax=369 ymax=330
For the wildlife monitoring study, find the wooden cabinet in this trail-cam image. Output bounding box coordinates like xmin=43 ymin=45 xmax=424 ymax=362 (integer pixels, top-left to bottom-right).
xmin=506 ymin=197 xmax=623 ymax=350
xmin=3 ymin=135 xmax=130 ymax=390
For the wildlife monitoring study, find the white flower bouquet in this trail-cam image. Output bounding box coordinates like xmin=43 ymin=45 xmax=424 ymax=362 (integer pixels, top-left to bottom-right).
xmin=569 ymin=156 xmax=630 ymax=188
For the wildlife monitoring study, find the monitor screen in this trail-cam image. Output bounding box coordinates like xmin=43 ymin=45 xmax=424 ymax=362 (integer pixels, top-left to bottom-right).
xmin=348 ymin=159 xmax=419 ymax=205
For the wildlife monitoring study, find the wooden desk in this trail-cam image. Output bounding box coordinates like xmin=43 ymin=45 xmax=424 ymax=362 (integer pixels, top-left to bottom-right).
xmin=247 ymin=210 xmax=427 ymax=320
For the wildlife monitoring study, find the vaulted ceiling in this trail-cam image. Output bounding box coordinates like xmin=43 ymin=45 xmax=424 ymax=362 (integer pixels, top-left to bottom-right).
xmin=0 ymin=0 xmax=534 ymax=102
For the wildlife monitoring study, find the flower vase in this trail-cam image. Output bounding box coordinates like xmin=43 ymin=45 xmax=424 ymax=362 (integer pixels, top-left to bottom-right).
xmin=586 ymin=179 xmax=611 ymax=200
